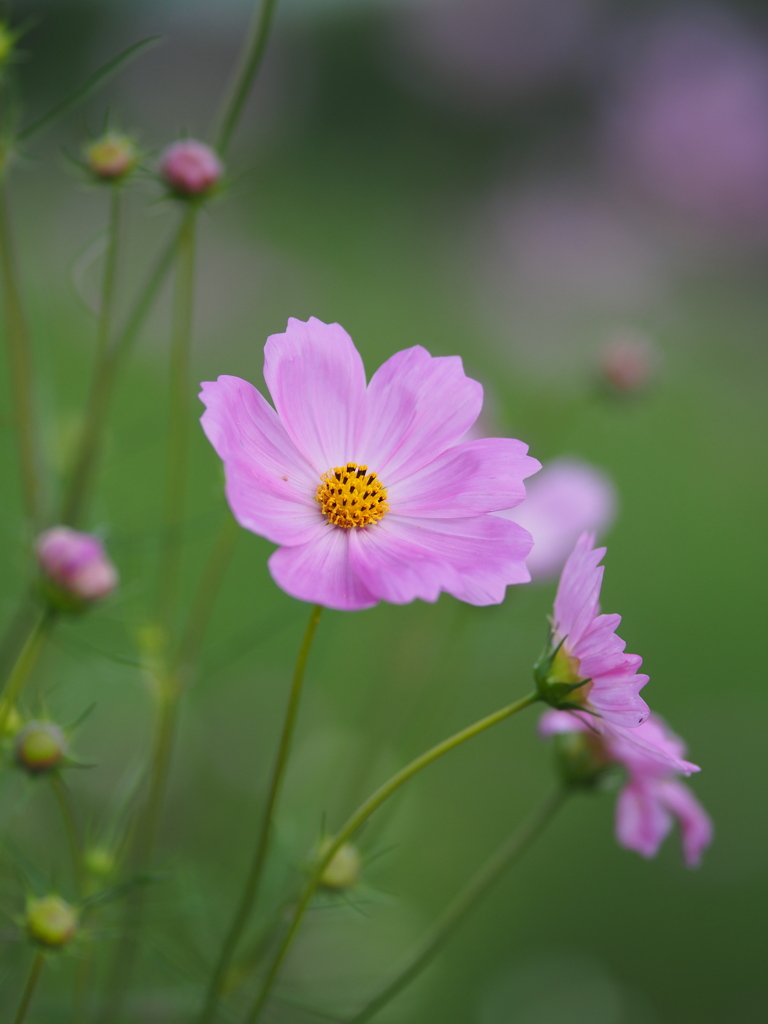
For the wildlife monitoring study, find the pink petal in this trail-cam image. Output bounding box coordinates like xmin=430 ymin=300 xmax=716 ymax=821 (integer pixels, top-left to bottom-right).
xmin=268 ymin=523 xmax=378 ymax=612
xmin=348 ymin=514 xmax=532 ymax=607
xmin=390 ymin=437 xmax=540 ymax=517
xmin=263 ymin=317 xmax=367 ymax=473
xmin=538 ymin=709 xmax=589 ymax=737
xmin=657 ymin=779 xmax=713 ymax=868
xmin=553 ymin=532 xmax=605 ymax=648
xmin=605 ymin=718 xmax=700 ymax=776
xmin=359 ymin=347 xmax=483 ymax=481
xmin=200 ymin=376 xmax=321 ymax=546
xmin=615 ymin=779 xmax=673 ymax=859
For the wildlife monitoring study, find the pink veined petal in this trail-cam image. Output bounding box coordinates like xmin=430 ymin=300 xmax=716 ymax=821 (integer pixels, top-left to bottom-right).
xmin=615 ymin=779 xmax=673 ymax=859
xmin=263 ymin=317 xmax=367 ymax=474
xmin=657 ymin=778 xmax=713 ymax=868
xmin=200 ymin=376 xmax=321 ymax=546
xmin=348 ymin=514 xmax=532 ymax=607
xmin=359 ymin=346 xmax=484 ymax=480
xmin=604 ymin=719 xmax=701 ymax=776
xmin=268 ymin=523 xmax=378 ymax=612
xmin=553 ymin=532 xmax=605 ymax=648
xmin=390 ymin=437 xmax=540 ymax=518
xmin=587 ymin=678 xmax=650 ymax=729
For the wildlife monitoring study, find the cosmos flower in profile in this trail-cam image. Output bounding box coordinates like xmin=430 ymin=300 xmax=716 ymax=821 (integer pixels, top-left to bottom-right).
xmin=535 ymin=532 xmax=650 ymax=730
xmin=199 ymin=317 xmax=540 ymax=611
xmin=541 ymin=709 xmax=711 ymax=866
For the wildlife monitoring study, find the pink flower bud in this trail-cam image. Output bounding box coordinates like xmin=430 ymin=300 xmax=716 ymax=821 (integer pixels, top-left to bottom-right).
xmin=85 ymin=133 xmax=138 ymax=181
xmin=600 ymin=331 xmax=658 ymax=393
xmin=159 ymin=139 xmax=223 ymax=197
xmin=35 ymin=527 xmax=118 ymax=604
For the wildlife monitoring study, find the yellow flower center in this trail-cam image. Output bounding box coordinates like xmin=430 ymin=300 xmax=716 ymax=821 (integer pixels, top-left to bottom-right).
xmin=316 ymin=463 xmax=389 ymax=529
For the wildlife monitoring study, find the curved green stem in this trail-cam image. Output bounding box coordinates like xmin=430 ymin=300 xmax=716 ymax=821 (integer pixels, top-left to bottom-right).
xmin=156 ymin=208 xmax=197 ymax=637
xmin=349 ymin=788 xmax=568 ymax=1023
xmin=0 ymin=181 xmax=43 ymax=529
xmin=0 ymin=606 xmax=54 ymax=732
xmin=13 ymin=951 xmax=45 ymax=1024
xmin=243 ymin=690 xmax=540 ymax=1023
xmin=214 ymin=0 xmax=279 ymax=156
xmin=198 ymin=603 xmax=323 ymax=1024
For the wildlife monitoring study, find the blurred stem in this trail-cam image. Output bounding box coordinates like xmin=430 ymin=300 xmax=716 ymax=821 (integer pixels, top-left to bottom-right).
xmin=156 ymin=207 xmax=197 ymax=637
xmin=198 ymin=603 xmax=323 ymax=1024
xmin=13 ymin=950 xmax=45 ymax=1024
xmin=60 ymin=217 xmax=181 ymax=526
xmin=214 ymin=0 xmax=279 ymax=156
xmin=50 ymin=773 xmax=85 ymax=898
xmin=175 ymin=513 xmax=240 ymax=670
xmin=243 ymin=690 xmax=540 ymax=1024
xmin=349 ymin=788 xmax=568 ymax=1024
xmin=0 ymin=606 xmax=54 ymax=732
xmin=0 ymin=181 xmax=43 ymax=530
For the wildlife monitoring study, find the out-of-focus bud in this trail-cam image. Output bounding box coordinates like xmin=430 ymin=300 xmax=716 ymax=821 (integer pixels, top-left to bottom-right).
xmin=26 ymin=895 xmax=78 ymax=948
xmin=539 ymin=709 xmax=613 ymax=789
xmin=0 ymin=698 xmax=22 ymax=737
xmin=15 ymin=721 xmax=68 ymax=773
xmin=36 ymin=526 xmax=118 ymax=611
xmin=495 ymin=458 xmax=617 ymax=582
xmin=84 ymin=845 xmax=116 ymax=881
xmin=599 ymin=330 xmax=658 ymax=394
xmin=159 ymin=139 xmax=223 ymax=197
xmin=317 ymin=839 xmax=362 ymax=891
xmin=85 ymin=132 xmax=138 ymax=181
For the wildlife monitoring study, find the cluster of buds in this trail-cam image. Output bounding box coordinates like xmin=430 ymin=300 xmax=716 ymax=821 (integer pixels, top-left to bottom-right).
xmin=159 ymin=139 xmax=223 ymax=198
xmin=85 ymin=132 xmax=138 ymax=182
xmin=35 ymin=526 xmax=118 ymax=612
xmin=25 ymin=894 xmax=78 ymax=949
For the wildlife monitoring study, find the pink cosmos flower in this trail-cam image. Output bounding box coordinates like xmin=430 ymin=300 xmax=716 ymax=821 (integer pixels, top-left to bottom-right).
xmin=541 ymin=709 xmax=712 ymax=866
xmin=159 ymin=139 xmax=223 ymax=197
xmin=199 ymin=317 xmax=540 ymax=611
xmin=495 ymin=458 xmax=617 ymax=580
xmin=35 ymin=527 xmax=118 ymax=602
xmin=536 ymin=531 xmax=649 ymax=729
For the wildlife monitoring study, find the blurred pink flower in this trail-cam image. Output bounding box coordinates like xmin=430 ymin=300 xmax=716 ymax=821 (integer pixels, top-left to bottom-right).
xmin=541 ymin=709 xmax=712 ymax=866
xmin=495 ymin=458 xmax=617 ymax=580
xmin=199 ymin=317 xmax=540 ymax=611
xmin=604 ymin=5 xmax=768 ymax=235
xmin=36 ymin=527 xmax=118 ymax=602
xmin=159 ymin=139 xmax=223 ymax=196
xmin=600 ymin=329 xmax=658 ymax=393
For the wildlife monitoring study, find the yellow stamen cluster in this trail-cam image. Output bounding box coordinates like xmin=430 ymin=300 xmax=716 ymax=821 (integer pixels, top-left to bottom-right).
xmin=316 ymin=463 xmax=389 ymax=528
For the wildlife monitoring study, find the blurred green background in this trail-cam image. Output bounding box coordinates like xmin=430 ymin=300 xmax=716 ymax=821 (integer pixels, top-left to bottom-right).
xmin=1 ymin=0 xmax=766 ymax=1021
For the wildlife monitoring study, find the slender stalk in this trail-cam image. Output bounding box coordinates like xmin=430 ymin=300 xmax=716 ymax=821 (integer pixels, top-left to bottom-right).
xmin=156 ymin=208 xmax=197 ymax=637
xmin=349 ymin=789 xmax=568 ymax=1024
xmin=0 ymin=181 xmax=43 ymax=529
xmin=60 ymin=219 xmax=181 ymax=526
xmin=176 ymin=514 xmax=240 ymax=671
xmin=0 ymin=606 xmax=54 ymax=732
xmin=198 ymin=603 xmax=323 ymax=1024
xmin=243 ymin=690 xmax=540 ymax=1023
xmin=214 ymin=0 xmax=279 ymax=157
xmin=13 ymin=950 xmax=45 ymax=1024
xmin=50 ymin=772 xmax=85 ymax=897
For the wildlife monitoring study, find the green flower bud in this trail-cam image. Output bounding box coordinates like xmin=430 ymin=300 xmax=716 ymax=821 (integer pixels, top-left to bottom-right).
xmin=26 ymin=895 xmax=78 ymax=948
xmin=553 ymin=730 xmax=612 ymax=789
xmin=85 ymin=133 xmax=138 ymax=181
xmin=84 ymin=845 xmax=116 ymax=880
xmin=15 ymin=721 xmax=67 ymax=774
xmin=317 ymin=839 xmax=362 ymax=891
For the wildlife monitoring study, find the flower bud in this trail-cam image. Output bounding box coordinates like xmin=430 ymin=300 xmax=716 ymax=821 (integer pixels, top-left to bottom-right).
xmin=26 ymin=895 xmax=78 ymax=948
xmin=0 ymin=698 xmax=22 ymax=737
xmin=552 ymin=730 xmax=612 ymax=789
xmin=599 ymin=331 xmax=658 ymax=394
xmin=36 ymin=526 xmax=118 ymax=610
xmin=84 ymin=845 xmax=116 ymax=880
xmin=317 ymin=839 xmax=362 ymax=891
xmin=85 ymin=133 xmax=138 ymax=181
xmin=15 ymin=721 xmax=68 ymax=773
xmin=158 ymin=139 xmax=223 ymax=197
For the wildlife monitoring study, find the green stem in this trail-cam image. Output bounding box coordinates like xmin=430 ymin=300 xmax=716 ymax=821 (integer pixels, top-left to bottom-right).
xmin=175 ymin=514 xmax=240 ymax=671
xmin=198 ymin=603 xmax=323 ymax=1024
xmin=214 ymin=0 xmax=279 ymax=157
xmin=0 ymin=606 xmax=54 ymax=732
xmin=0 ymin=181 xmax=43 ymax=529
xmin=349 ymin=789 xmax=568 ymax=1024
xmin=156 ymin=209 xmax=197 ymax=637
xmin=13 ymin=951 xmax=45 ymax=1024
xmin=60 ymin=218 xmax=181 ymax=526
xmin=243 ymin=690 xmax=540 ymax=1023
xmin=50 ymin=772 xmax=85 ymax=898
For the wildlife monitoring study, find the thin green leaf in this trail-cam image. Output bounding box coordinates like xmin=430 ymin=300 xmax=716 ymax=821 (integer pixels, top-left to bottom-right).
xmin=17 ymin=36 xmax=161 ymax=142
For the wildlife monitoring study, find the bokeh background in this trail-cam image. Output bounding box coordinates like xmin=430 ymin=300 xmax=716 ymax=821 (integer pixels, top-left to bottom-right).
xmin=1 ymin=0 xmax=766 ymax=1021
